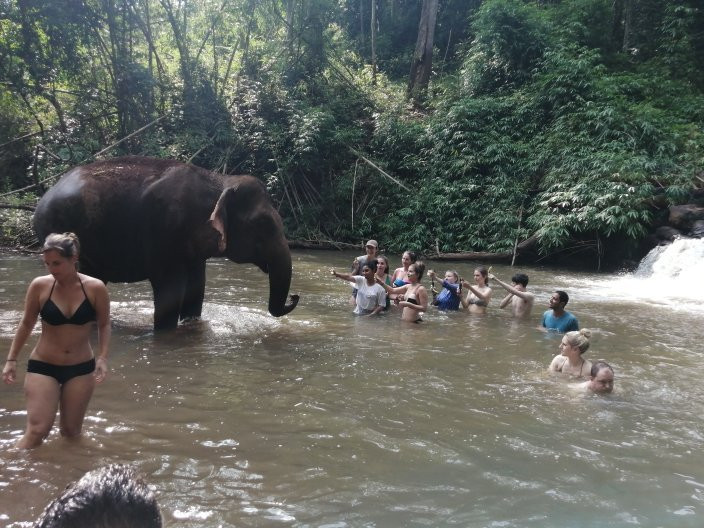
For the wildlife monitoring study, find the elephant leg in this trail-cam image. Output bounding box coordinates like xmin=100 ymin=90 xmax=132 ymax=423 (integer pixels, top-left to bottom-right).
xmin=180 ymin=261 xmax=206 ymax=321
xmin=150 ymin=273 xmax=186 ymax=331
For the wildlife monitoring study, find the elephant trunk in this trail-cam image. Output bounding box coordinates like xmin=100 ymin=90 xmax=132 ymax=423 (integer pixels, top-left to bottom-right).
xmin=266 ymin=246 xmax=299 ymax=317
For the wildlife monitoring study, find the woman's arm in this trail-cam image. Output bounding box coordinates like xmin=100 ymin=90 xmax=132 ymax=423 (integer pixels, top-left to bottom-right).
xmin=399 ymin=286 xmax=428 ymax=311
xmin=462 ymin=281 xmax=492 ymax=302
xmin=331 ymin=269 xmax=356 ymax=283
xmin=3 ymin=279 xmax=42 ymax=384
xmin=548 ymin=355 xmax=563 ymax=372
xmin=375 ymin=277 xmax=408 ymax=295
xmin=92 ymin=279 xmax=111 ymax=383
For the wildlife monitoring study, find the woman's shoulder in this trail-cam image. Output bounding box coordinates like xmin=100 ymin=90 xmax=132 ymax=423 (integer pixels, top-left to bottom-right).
xmin=79 ymin=274 xmax=108 ymax=292
xmin=29 ymin=275 xmax=53 ymax=289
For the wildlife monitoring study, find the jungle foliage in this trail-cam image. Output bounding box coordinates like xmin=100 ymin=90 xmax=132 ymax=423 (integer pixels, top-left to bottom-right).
xmin=1 ymin=0 xmax=702 ymax=265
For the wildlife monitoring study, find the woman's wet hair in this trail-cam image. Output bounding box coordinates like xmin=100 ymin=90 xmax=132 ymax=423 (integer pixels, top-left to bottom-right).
xmin=590 ymin=360 xmax=613 ymax=378
xmin=511 ymin=273 xmax=529 ymax=287
xmin=410 ymin=261 xmax=425 ymax=281
xmin=565 ymin=328 xmax=591 ymax=354
xmin=475 ymin=266 xmax=489 ymax=285
xmin=42 ymin=232 xmax=80 ymax=258
xmin=363 ymin=259 xmax=378 ymax=273
xmin=376 ymin=255 xmax=390 ymax=273
xmin=403 ymin=251 xmax=418 ymax=263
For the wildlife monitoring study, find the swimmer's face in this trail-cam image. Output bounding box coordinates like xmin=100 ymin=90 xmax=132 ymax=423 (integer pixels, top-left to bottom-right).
xmin=590 ymin=368 xmax=614 ymax=394
xmin=512 ymin=281 xmax=525 ymax=291
xmin=376 ymin=259 xmax=386 ymax=272
xmin=401 ymin=253 xmax=411 ymax=267
xmin=445 ymin=272 xmax=457 ymax=283
xmin=407 ymin=266 xmax=418 ymax=283
xmin=362 ymin=266 xmax=375 ymax=278
xmin=558 ymin=336 xmax=575 ymax=356
xmin=549 ymin=293 xmax=562 ymax=309
xmin=43 ymin=249 xmax=77 ymax=278
xmin=473 ymin=270 xmax=486 ymax=285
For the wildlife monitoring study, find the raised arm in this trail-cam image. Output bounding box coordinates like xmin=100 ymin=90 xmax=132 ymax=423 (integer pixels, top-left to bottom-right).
xmin=461 ymin=281 xmax=492 ymax=302
xmin=376 ymin=276 xmax=409 ymax=295
xmin=489 ymin=274 xmax=533 ymax=301
xmin=331 ymin=269 xmax=356 ymax=283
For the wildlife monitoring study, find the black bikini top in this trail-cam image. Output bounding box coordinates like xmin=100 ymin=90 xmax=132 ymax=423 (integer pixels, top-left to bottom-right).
xmin=40 ymin=278 xmax=97 ymax=326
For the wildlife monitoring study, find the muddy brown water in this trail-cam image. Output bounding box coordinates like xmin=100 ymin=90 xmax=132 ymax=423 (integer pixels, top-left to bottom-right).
xmin=1 ymin=244 xmax=703 ymax=527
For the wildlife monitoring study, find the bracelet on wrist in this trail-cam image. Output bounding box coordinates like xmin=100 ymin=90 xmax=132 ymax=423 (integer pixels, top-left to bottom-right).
xmin=6 ymin=359 xmax=17 ymax=362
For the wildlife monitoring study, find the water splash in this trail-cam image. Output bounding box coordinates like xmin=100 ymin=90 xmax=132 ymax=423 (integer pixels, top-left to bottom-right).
xmin=573 ymin=238 xmax=704 ymax=313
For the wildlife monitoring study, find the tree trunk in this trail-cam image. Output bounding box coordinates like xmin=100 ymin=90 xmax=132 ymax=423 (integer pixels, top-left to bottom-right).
xmin=407 ymin=0 xmax=438 ymax=103
xmin=622 ymin=0 xmax=632 ymax=52
xmin=371 ymin=0 xmax=377 ymax=85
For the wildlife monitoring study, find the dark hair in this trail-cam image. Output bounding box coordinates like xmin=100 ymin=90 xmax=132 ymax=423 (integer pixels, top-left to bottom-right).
xmin=555 ymin=290 xmax=569 ymax=305
xmin=403 ymin=250 xmax=418 ymax=263
xmin=362 ymin=259 xmax=378 ymax=273
xmin=410 ymin=261 xmax=425 ymax=281
xmin=475 ymin=266 xmax=489 ymax=285
xmin=590 ymin=361 xmax=613 ymax=378
xmin=34 ymin=464 xmax=162 ymax=528
xmin=42 ymin=232 xmax=80 ymax=258
xmin=511 ymin=273 xmax=529 ymax=287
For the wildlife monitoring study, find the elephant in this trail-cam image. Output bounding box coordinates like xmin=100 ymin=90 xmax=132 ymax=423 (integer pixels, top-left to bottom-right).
xmin=33 ymin=156 xmax=299 ymax=330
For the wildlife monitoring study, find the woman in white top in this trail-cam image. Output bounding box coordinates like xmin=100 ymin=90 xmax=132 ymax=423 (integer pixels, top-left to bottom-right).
xmin=331 ymin=260 xmax=386 ymax=316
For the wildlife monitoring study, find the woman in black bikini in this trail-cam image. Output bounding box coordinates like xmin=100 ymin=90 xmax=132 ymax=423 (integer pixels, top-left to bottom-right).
xmin=460 ymin=266 xmax=492 ymax=315
xmin=377 ymin=262 xmax=428 ymax=322
xmin=3 ymin=233 xmax=110 ymax=448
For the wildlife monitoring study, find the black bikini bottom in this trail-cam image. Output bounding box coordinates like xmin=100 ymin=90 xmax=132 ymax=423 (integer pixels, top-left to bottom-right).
xmin=27 ymin=358 xmax=96 ymax=385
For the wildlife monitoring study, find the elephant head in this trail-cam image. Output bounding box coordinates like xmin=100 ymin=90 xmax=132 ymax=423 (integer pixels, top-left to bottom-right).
xmin=209 ymin=175 xmax=299 ymax=317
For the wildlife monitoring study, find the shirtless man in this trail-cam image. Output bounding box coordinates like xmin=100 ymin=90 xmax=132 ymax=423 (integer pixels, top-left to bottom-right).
xmin=490 ymin=272 xmax=534 ymax=318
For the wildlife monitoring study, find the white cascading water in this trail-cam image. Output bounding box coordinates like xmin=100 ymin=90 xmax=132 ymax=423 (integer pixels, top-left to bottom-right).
xmin=574 ymin=237 xmax=704 ymax=313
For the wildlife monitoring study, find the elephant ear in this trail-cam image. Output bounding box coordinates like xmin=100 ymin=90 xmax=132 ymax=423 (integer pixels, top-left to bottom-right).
xmin=208 ymin=186 xmax=236 ymax=253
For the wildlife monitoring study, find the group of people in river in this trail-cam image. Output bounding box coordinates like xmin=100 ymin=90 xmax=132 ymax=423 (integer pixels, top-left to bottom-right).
xmin=331 ymin=240 xmax=615 ymax=396
xmin=2 ymin=232 xmax=613 ymax=461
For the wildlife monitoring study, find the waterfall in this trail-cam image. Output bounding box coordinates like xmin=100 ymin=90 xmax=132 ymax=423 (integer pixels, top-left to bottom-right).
xmin=571 ymin=238 xmax=704 ymax=312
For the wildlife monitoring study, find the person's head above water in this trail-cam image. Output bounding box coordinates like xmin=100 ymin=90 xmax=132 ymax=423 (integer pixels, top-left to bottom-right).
xmin=511 ymin=273 xmax=529 ymax=288
xmin=563 ymin=328 xmax=591 ymax=354
xmin=587 ymin=361 xmax=614 ymax=394
xmin=408 ymin=261 xmax=425 ymax=282
xmin=41 ymin=232 xmax=80 ymax=258
xmin=34 ymin=464 xmax=162 ymax=528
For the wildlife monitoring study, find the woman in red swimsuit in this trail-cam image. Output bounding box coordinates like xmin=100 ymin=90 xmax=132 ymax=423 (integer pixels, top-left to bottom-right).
xmin=3 ymin=232 xmax=111 ymax=448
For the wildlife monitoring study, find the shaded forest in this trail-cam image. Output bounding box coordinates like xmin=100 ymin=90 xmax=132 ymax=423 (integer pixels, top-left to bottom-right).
xmin=1 ymin=0 xmax=703 ymax=267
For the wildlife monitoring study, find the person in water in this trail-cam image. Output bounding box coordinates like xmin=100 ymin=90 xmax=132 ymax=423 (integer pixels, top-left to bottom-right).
xmin=491 ymin=272 xmax=534 ymax=318
xmin=332 ymin=259 xmax=386 ymax=316
xmin=34 ymin=464 xmax=162 ymax=528
xmin=376 ymin=255 xmax=392 ymax=310
xmin=377 ymin=261 xmax=428 ymax=322
xmin=349 ymin=240 xmax=379 ymax=305
xmin=577 ymin=361 xmax=614 ymax=394
xmin=540 ymin=290 xmax=579 ymax=332
xmin=389 ymin=250 xmax=417 ymax=301
xmin=460 ymin=266 xmax=492 ymax=314
xmin=428 ymin=269 xmax=461 ymax=311
xmin=3 ymin=232 xmax=110 ymax=449
xmin=549 ymin=329 xmax=593 ymax=378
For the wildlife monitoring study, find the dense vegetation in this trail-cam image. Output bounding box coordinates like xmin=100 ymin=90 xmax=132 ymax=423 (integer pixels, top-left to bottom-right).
xmin=1 ymin=0 xmax=702 ymax=266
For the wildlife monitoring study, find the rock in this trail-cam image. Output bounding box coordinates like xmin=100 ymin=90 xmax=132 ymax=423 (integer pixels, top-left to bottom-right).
xmin=655 ymin=225 xmax=682 ymax=242
xmin=668 ymin=204 xmax=704 ymax=230
xmin=690 ymin=219 xmax=704 ymax=237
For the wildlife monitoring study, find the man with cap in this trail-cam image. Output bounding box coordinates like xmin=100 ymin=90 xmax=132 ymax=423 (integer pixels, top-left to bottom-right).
xmin=350 ymin=240 xmax=379 ymax=304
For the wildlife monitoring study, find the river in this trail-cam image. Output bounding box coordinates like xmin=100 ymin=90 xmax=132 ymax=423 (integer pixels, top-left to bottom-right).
xmin=1 ymin=240 xmax=703 ymax=527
